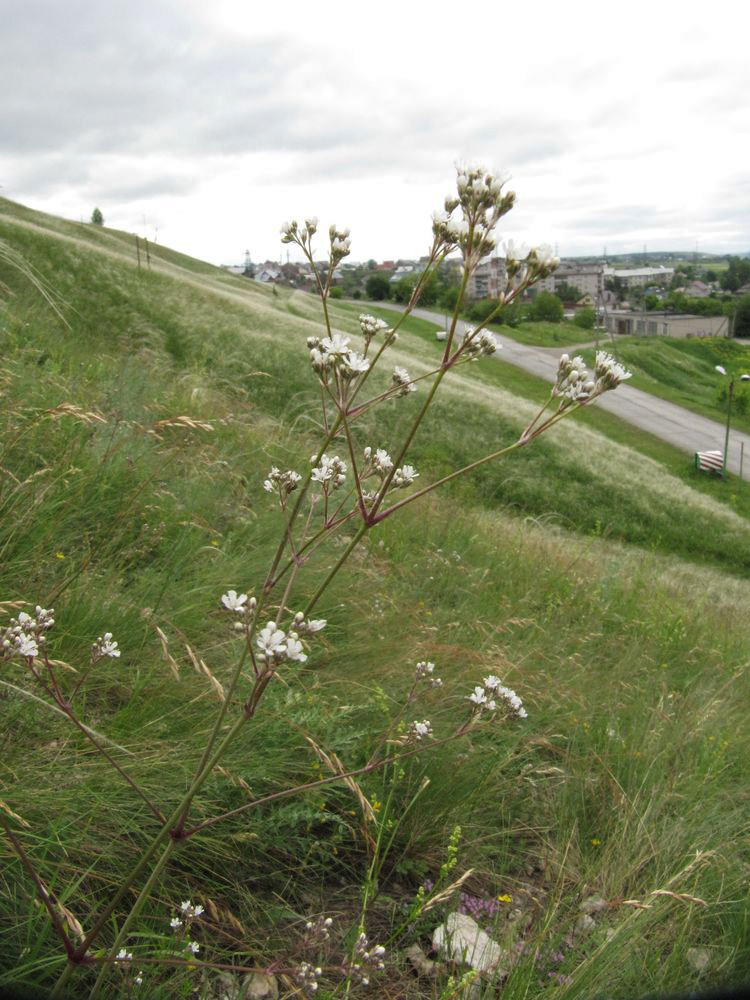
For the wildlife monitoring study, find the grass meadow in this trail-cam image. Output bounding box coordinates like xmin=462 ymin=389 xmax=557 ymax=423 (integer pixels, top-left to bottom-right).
xmin=1 ymin=199 xmax=749 ymax=998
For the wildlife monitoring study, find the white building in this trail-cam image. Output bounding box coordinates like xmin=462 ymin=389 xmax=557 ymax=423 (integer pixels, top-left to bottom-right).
xmin=604 ymin=310 xmax=728 ymax=338
xmin=468 ymin=257 xmax=507 ymax=299
xmin=603 ymin=265 xmax=674 ymax=288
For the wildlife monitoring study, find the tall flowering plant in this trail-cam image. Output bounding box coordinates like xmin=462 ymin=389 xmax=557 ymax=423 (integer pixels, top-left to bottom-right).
xmin=1 ymin=164 xmax=630 ymax=997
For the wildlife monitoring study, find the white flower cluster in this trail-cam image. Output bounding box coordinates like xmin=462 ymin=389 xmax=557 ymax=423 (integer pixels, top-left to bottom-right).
xmin=304 ymin=915 xmax=333 ymax=942
xmin=348 ymin=932 xmax=386 ymax=986
xmin=254 ymin=613 xmax=326 ymax=667
xmin=503 ymin=239 xmax=560 ymax=287
xmin=329 ymin=224 xmax=352 ymax=262
xmin=359 ymin=453 xmax=418 ymax=495
xmin=391 ymin=366 xmax=417 ymax=396
xmin=415 ymin=660 xmax=443 ymax=688
xmin=469 ymin=675 xmax=527 ymax=719
xmin=114 ymin=949 xmax=144 ymax=986
xmin=221 ymin=590 xmax=258 ymax=634
xmin=430 ymin=165 xmax=516 ymax=266
xmin=358 ymin=313 xmax=392 ymax=348
xmin=392 ymin=464 xmax=419 ymax=489
xmin=555 ymin=354 xmax=596 ymax=404
xmin=263 ymin=466 xmax=302 ymax=498
xmin=291 ymin=611 xmax=327 ymax=635
xmin=408 ymin=719 xmax=433 ymax=741
xmin=1 ymin=606 xmax=54 ymax=661
xmin=296 ymin=961 xmax=322 ymax=996
xmin=554 ymin=351 xmax=632 ymax=406
xmin=307 ymin=334 xmax=370 ymax=381
xmin=362 ymin=447 xmax=393 ymax=477
xmin=280 ymin=217 xmax=319 ymax=246
xmin=311 ymin=453 xmax=347 ymax=490
xmin=92 ymin=632 xmax=121 ymax=660
xmin=462 ymin=327 xmax=499 ymax=359
xmin=170 ymin=900 xmax=204 ymax=956
xmin=594 ymin=350 xmax=632 ymax=390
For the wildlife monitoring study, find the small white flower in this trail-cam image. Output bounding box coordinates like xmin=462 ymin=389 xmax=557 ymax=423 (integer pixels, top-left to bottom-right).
xmin=15 ymin=633 xmax=38 ymax=658
xmin=715 ymin=365 xmax=727 ymax=375
xmin=96 ymin=633 xmax=121 ymax=658
xmin=134 ymin=972 xmax=144 ymax=987
xmin=392 ymin=464 xmax=419 ymax=489
xmin=221 ymin=590 xmax=248 ymax=612
xmin=341 ymin=350 xmax=370 ymax=376
xmin=373 ymin=449 xmax=393 ymax=474
xmin=503 ymin=239 xmax=529 ymax=262
xmin=285 ymin=635 xmax=308 ymax=663
xmin=483 ymin=675 xmax=502 ymax=690
xmin=595 ymin=351 xmax=632 ymax=390
xmin=391 ymin=366 xmax=417 ymax=396
xmin=469 ymin=686 xmax=487 ymax=706
xmin=305 ymin=619 xmax=326 ymax=632
xmin=530 ymin=243 xmax=559 ymax=269
xmin=320 ymin=333 xmax=351 ymax=360
xmin=116 ymin=949 xmax=133 ymax=961
xmin=170 ymin=917 xmax=183 ymax=929
xmin=409 ymin=719 xmax=433 ymax=740
xmin=188 ymin=940 xmax=200 ymax=954
xmin=256 ymin=623 xmax=287 ymax=660
xmin=495 ymin=684 xmax=527 ymax=719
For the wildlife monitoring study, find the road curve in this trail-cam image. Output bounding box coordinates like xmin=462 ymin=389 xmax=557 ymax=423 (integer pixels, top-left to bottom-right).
xmin=373 ymin=303 xmax=750 ymax=480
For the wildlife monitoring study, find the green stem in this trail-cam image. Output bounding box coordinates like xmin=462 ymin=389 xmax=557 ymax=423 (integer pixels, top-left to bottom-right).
xmin=88 ymin=841 xmax=176 ymax=998
xmin=302 ymin=522 xmax=369 ymax=615
xmin=0 ymin=813 xmax=74 ymax=959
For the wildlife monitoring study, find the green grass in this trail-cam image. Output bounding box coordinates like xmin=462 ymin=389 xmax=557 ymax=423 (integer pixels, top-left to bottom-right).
xmin=578 ymin=336 xmax=750 ymax=437
xmin=1 ymin=200 xmax=750 ymax=999
xmin=485 ymin=318 xmax=596 ymax=348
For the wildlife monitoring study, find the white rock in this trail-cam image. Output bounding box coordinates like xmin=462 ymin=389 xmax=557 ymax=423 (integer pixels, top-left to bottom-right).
xmin=432 ymin=913 xmax=507 ymax=975
xmin=405 ymin=943 xmax=437 ymax=977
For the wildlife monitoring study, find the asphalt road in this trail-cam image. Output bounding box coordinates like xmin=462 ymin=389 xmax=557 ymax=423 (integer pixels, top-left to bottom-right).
xmin=373 ymin=303 xmax=750 ymax=480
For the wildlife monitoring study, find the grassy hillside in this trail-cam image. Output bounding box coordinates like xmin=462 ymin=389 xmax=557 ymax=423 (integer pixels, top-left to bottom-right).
xmin=1 ymin=200 xmax=749 ymax=999
xmin=577 ymin=336 xmax=750 ymax=437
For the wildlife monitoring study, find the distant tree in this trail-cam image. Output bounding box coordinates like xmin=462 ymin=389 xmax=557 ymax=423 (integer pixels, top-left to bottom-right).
xmin=573 ymin=307 xmax=595 ymax=330
xmin=530 ymin=291 xmax=564 ymax=323
xmin=732 ymin=294 xmax=750 ymax=337
xmin=439 ymin=286 xmax=460 ymax=311
xmin=329 ymin=286 xmax=343 ymax=299
xmin=702 ymin=268 xmax=718 ymax=283
xmin=497 ymin=300 xmax=524 ymax=327
xmin=466 ymin=299 xmax=500 ymax=323
xmin=391 ymin=277 xmax=413 ymax=304
xmin=415 ymin=271 xmax=439 ymax=306
xmin=91 ymin=207 xmax=104 ymax=226
xmin=720 ymin=257 xmax=750 ymax=292
xmin=365 ymin=273 xmax=390 ymax=301
xmin=644 ymin=294 xmax=660 ymax=311
xmin=555 ymin=281 xmax=582 ymax=302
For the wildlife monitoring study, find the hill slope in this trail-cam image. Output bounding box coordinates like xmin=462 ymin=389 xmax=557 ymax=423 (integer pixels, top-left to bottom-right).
xmin=1 ymin=200 xmax=749 ymax=999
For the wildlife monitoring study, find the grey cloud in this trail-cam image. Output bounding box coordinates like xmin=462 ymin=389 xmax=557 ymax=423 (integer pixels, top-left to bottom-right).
xmin=559 ymin=203 xmax=684 ymax=235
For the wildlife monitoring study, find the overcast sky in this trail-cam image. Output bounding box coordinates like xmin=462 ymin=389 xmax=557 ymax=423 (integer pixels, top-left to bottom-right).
xmin=2 ymin=0 xmax=748 ymax=265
